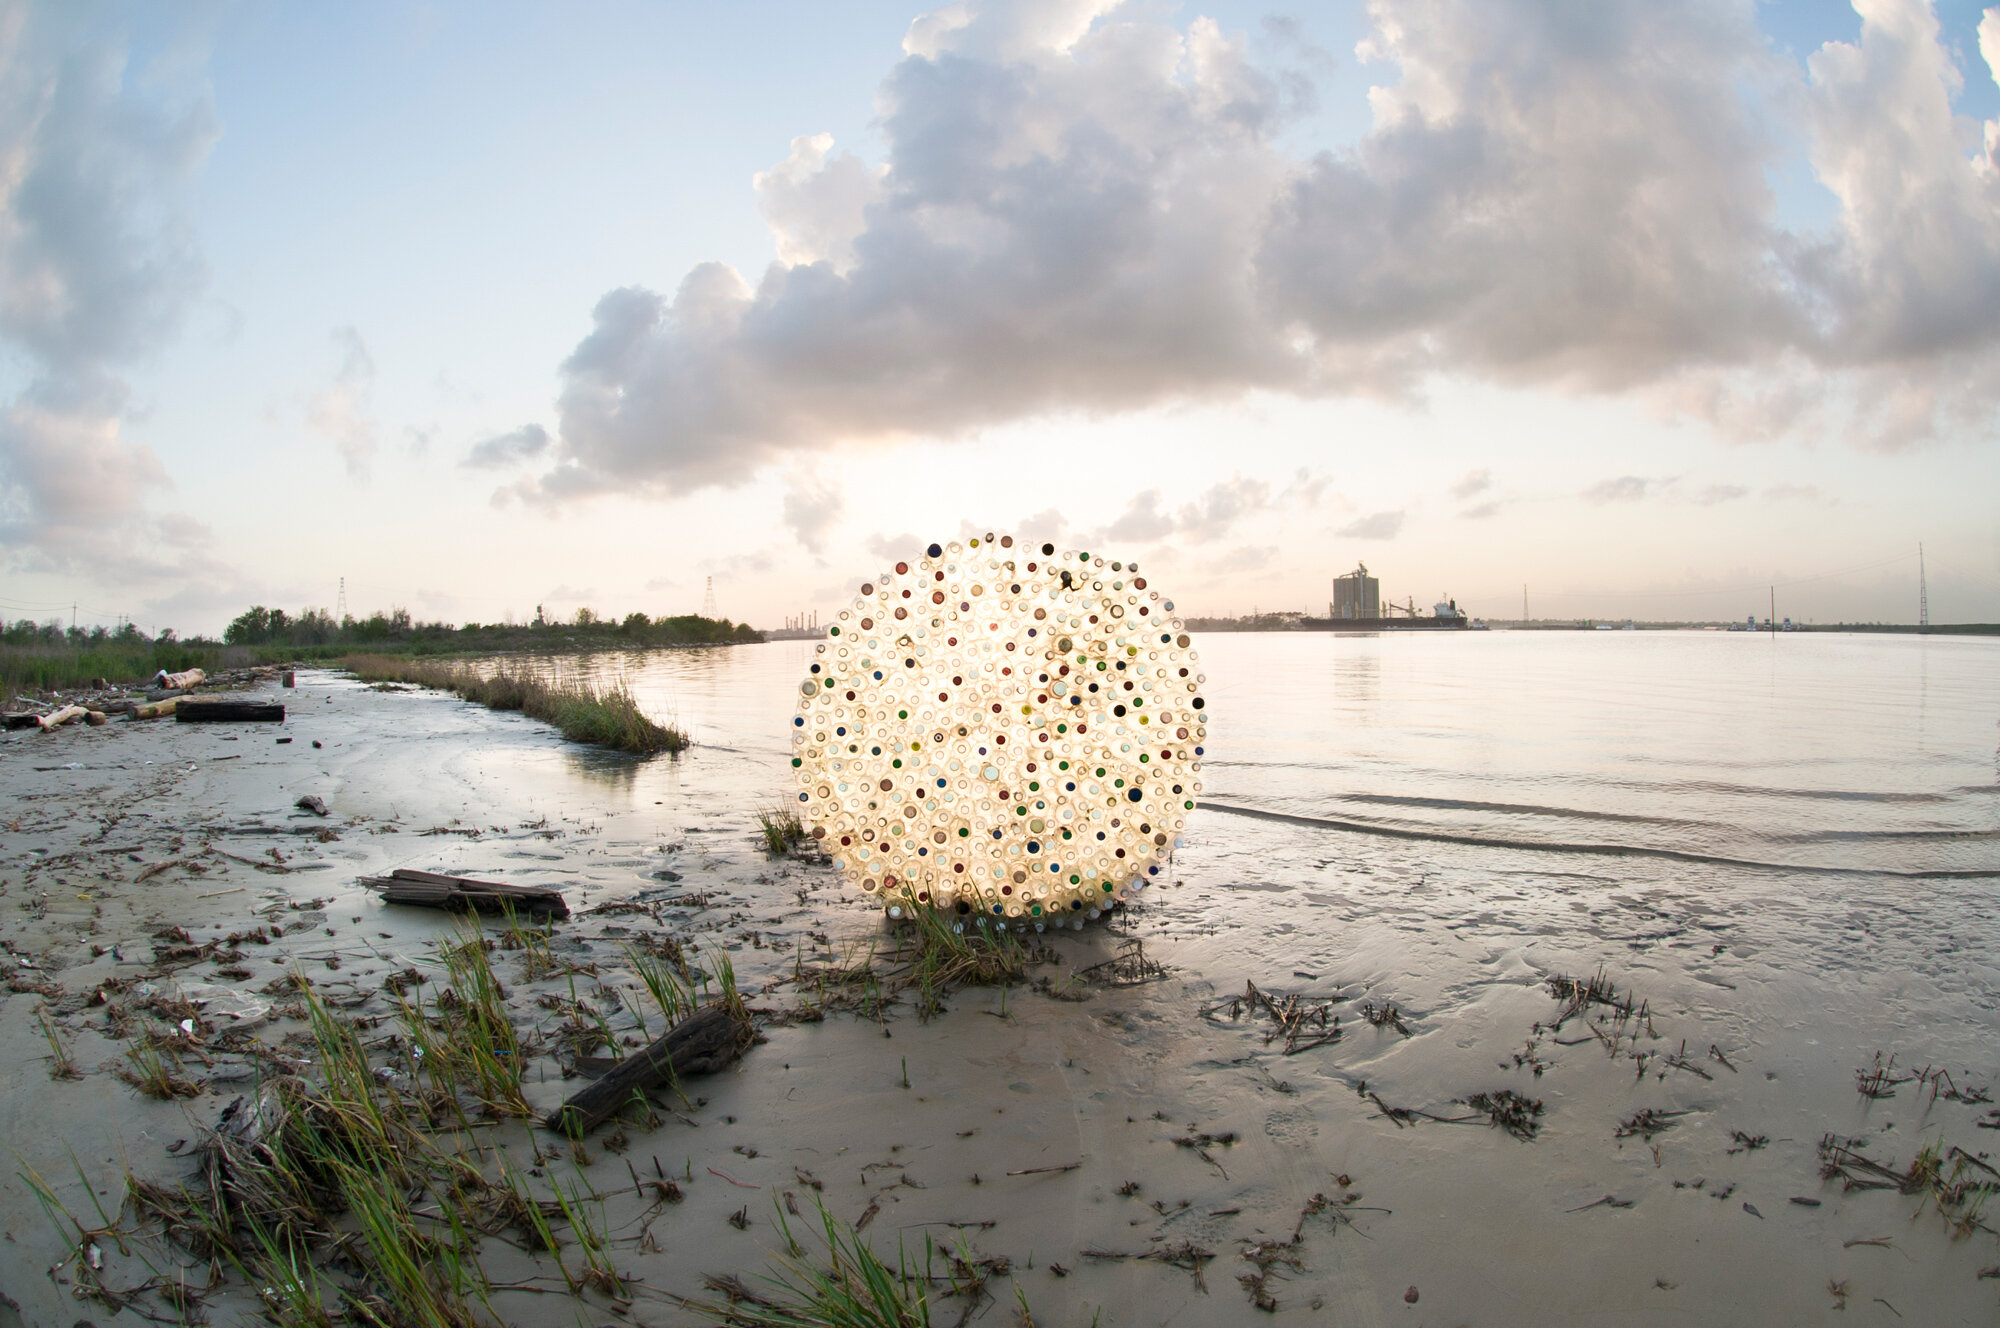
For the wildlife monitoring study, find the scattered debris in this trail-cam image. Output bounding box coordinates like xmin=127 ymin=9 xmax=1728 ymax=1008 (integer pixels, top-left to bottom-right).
xmin=361 ymin=867 xmax=570 ymax=918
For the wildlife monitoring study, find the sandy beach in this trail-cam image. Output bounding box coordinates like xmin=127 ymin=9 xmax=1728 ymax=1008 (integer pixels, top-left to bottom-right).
xmin=3 ymin=655 xmax=1998 ymax=1327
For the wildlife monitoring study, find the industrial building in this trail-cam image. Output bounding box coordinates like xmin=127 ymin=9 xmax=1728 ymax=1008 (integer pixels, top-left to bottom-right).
xmin=1332 ymin=563 xmax=1380 ymax=620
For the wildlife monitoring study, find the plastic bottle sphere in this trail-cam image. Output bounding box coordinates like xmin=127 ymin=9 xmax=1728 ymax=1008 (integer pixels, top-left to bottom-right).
xmin=790 ymin=533 xmax=1206 ymax=930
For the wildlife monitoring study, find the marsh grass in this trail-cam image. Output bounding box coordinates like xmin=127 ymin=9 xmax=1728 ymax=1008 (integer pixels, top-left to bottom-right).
xmin=74 ymin=919 xmax=664 ymax=1324
xmin=756 ymin=806 xmax=808 ymax=855
xmin=344 ymin=654 xmax=686 ymax=754
xmin=39 ymin=1012 xmax=80 ymax=1080
xmin=1819 ymin=1134 xmax=1999 ymax=1239
xmin=690 ymin=1196 xmax=940 ymax=1327
xmin=787 ymin=910 xmax=1039 ymax=1023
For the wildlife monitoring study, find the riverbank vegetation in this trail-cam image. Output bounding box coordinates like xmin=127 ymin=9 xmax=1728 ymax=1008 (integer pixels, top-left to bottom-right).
xmin=2 ymin=606 xmax=759 ymax=695
xmin=225 ymin=604 xmax=761 ymax=653
xmin=344 ymin=655 xmax=687 ymax=754
xmin=0 ymin=619 xmax=236 ymax=694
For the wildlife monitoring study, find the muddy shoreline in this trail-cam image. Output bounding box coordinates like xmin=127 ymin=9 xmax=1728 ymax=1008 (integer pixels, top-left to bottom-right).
xmin=3 ymin=668 xmax=1997 ymax=1326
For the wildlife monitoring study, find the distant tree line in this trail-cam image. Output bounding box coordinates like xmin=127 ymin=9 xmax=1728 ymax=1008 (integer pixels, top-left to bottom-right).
xmin=223 ymin=605 xmax=761 ymax=648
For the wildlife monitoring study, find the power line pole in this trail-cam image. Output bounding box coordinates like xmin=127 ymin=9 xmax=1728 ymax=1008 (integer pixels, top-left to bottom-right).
xmin=336 ymin=577 xmax=348 ymax=621
xmin=701 ymin=576 xmax=718 ymax=620
xmin=1523 ymin=584 xmax=1528 ymax=624
xmin=1919 ymin=543 xmax=1929 ymax=628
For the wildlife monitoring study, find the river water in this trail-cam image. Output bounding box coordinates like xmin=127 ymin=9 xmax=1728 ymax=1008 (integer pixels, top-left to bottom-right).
xmin=587 ymin=629 xmax=2000 ymax=878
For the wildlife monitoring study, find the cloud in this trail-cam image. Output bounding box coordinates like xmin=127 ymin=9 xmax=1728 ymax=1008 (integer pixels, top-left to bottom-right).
xmin=1761 ymin=482 xmax=1833 ymax=503
xmin=1459 ymin=500 xmax=1501 ymax=520
xmin=755 ymin=133 xmax=886 ymax=270
xmin=503 ymin=0 xmax=2000 ymax=507
xmin=306 ymin=327 xmax=379 ymax=478
xmin=782 ymin=470 xmax=844 ymax=553
xmin=1583 ymin=476 xmax=1651 ymax=504
xmin=1450 ymin=468 xmax=1492 ymax=500
xmin=1097 ymin=472 xmax=1312 ymax=547
xmin=1211 ymin=544 xmax=1276 ymax=573
xmin=1690 ymin=483 xmax=1749 ymax=506
xmin=0 ymin=5 xmax=218 ymax=578
xmin=463 ymin=423 xmax=550 ymax=469
xmin=867 ymin=531 xmax=926 ymax=561
xmin=1336 ymin=510 xmax=1405 ymax=539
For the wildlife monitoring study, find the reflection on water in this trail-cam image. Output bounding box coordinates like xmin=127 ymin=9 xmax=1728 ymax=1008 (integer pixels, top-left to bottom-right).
xmin=495 ymin=632 xmax=2000 ymax=877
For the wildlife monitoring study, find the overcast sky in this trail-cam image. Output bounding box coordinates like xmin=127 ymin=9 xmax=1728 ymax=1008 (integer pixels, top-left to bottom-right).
xmin=3 ymin=0 xmax=1998 ymax=633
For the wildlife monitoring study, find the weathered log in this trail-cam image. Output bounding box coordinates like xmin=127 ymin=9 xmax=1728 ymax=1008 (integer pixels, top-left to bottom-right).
xmin=359 ymin=867 xmax=569 ymax=918
xmin=153 ymin=667 xmax=206 ymax=690
xmin=85 ymin=710 xmax=109 ymax=726
xmin=543 ymin=1004 xmax=753 ymax=1136
xmin=132 ymin=698 xmax=178 ymax=720
xmin=3 ymin=711 xmax=44 ymax=730
xmin=37 ymin=705 xmax=89 ymax=731
xmin=176 ymin=698 xmax=286 ymax=723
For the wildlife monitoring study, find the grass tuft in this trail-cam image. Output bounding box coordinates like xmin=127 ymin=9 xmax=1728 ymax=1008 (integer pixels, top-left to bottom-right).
xmin=345 ymin=654 xmax=686 ymax=754
xmin=756 ymin=806 xmax=808 ymax=855
xmin=690 ymin=1195 xmax=938 ymax=1327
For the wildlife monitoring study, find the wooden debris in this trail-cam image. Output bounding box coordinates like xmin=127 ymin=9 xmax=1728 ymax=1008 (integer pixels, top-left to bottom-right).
xmin=295 ymin=795 xmax=329 ymax=817
xmin=36 ymin=704 xmax=89 ymax=731
xmin=544 ymin=1004 xmax=753 ymax=1136
xmin=153 ymin=667 xmax=206 ymax=690
xmin=360 ymin=867 xmax=570 ymax=918
xmin=85 ymin=709 xmax=109 ymax=726
xmin=132 ymin=698 xmax=178 ymax=720
xmin=3 ymin=710 xmax=45 ymax=730
xmin=176 ymin=697 xmax=286 ymax=723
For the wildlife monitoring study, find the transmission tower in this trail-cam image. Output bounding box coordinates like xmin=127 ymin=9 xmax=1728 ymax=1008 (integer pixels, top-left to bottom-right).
xmin=1919 ymin=543 xmax=1929 ymax=628
xmin=336 ymin=576 xmax=348 ymax=621
xmin=701 ymin=576 xmax=718 ymax=620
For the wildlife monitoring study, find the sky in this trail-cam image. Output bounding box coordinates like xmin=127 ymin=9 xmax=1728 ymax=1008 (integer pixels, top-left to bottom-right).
xmin=2 ymin=0 xmax=1999 ymax=635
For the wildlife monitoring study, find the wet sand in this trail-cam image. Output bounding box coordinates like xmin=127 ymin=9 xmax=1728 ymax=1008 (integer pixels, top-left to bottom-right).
xmin=3 ymin=668 xmax=1997 ymax=1326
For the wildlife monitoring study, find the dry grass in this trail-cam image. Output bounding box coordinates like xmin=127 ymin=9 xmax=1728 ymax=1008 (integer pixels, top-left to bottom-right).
xmin=344 ymin=654 xmax=686 ymax=754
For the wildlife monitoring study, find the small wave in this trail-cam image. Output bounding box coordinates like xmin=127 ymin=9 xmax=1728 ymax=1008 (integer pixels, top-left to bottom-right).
xmin=1199 ymin=800 xmax=2000 ymax=880
xmin=1334 ymin=792 xmax=1699 ymax=828
xmin=1626 ymin=779 xmax=1954 ymax=805
xmin=1762 ymin=828 xmax=2000 ymax=843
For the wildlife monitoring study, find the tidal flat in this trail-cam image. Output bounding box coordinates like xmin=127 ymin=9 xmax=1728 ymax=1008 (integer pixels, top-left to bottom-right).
xmin=2 ymin=635 xmax=1997 ymax=1326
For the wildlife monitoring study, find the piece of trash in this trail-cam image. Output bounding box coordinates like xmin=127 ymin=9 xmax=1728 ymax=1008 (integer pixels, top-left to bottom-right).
xmin=1789 ymin=1197 xmax=1822 ymax=1207
xmin=1404 ymin=1286 xmax=1419 ymax=1304
xmin=1743 ymin=1202 xmax=1763 ymax=1218
xmin=277 ymin=737 xmax=293 ymax=744
xmin=296 ymin=795 xmax=329 ymax=817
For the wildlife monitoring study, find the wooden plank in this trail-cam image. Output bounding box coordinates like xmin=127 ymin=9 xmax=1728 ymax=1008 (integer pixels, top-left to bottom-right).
xmin=543 ymin=1005 xmax=752 ymax=1136
xmin=359 ymin=867 xmax=569 ymax=918
xmin=176 ymin=698 xmax=286 ymax=723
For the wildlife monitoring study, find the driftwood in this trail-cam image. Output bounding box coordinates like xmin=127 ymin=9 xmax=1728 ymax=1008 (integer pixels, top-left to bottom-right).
xmin=36 ymin=705 xmax=89 ymax=731
xmin=154 ymin=667 xmax=206 ymax=690
xmin=359 ymin=867 xmax=569 ymax=918
xmin=85 ymin=710 xmax=108 ymax=726
xmin=295 ymin=795 xmax=329 ymax=817
xmin=176 ymin=697 xmax=286 ymax=723
xmin=544 ymin=1004 xmax=752 ymax=1135
xmin=132 ymin=698 xmax=178 ymax=720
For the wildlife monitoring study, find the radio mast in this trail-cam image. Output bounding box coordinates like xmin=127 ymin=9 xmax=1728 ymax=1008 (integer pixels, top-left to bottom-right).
xmin=1919 ymin=543 xmax=1928 ymax=628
